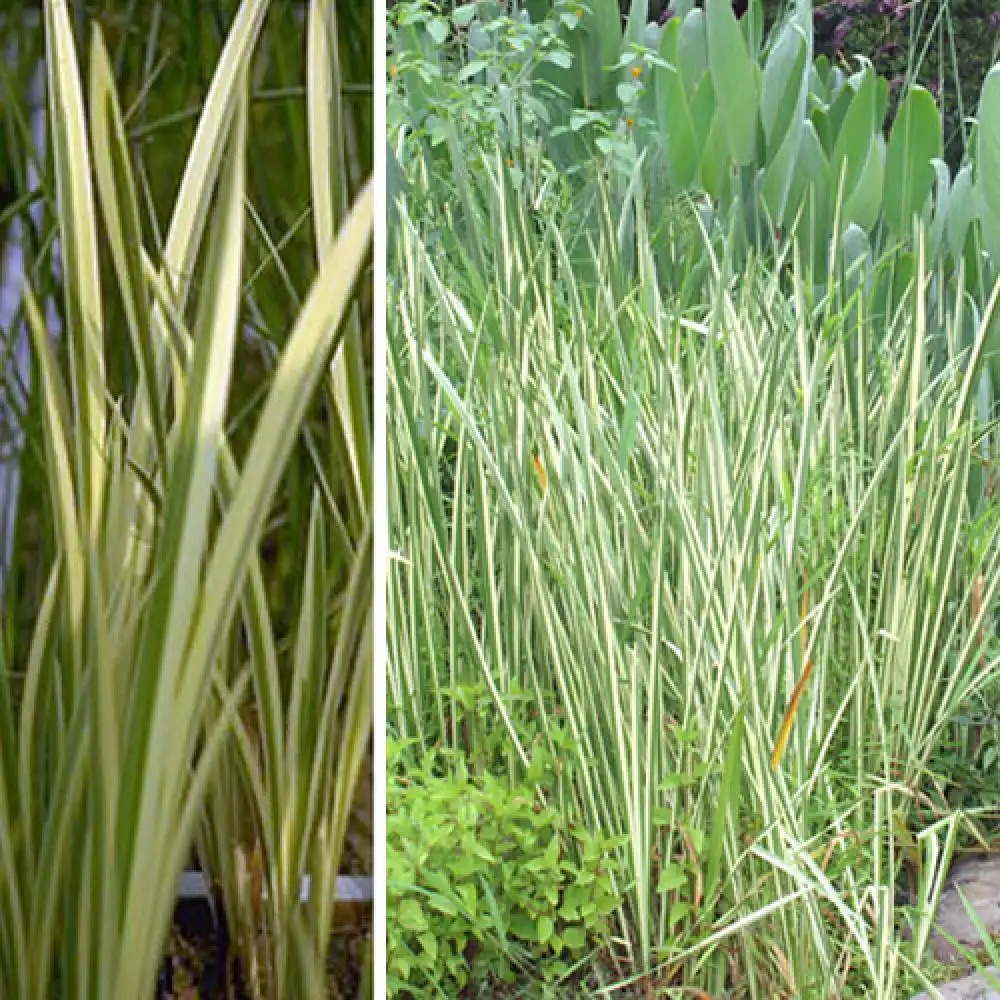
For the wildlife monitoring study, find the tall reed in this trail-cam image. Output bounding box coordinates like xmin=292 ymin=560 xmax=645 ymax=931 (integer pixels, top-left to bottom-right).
xmin=389 ymin=151 xmax=1000 ymax=994
xmin=0 ymin=1 xmax=373 ymax=996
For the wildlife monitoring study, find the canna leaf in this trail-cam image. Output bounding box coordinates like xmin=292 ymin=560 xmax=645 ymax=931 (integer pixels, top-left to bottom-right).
xmin=948 ymin=164 xmax=976 ymax=263
xmin=706 ymin=0 xmax=759 ymax=166
xmin=677 ymin=8 xmax=708 ymax=100
xmin=654 ymin=19 xmax=699 ymax=189
xmin=884 ymin=86 xmax=942 ymax=238
xmin=977 ymin=66 xmax=1000 ymax=269
xmin=761 ymin=21 xmax=808 ymax=156
xmin=842 ymin=136 xmax=884 ymax=233
xmin=831 ymin=66 xmax=876 ymax=207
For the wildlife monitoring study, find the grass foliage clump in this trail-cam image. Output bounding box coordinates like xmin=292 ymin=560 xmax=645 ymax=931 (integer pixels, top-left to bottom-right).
xmin=0 ymin=2 xmax=373 ymax=997
xmin=389 ymin=1 xmax=1000 ymax=995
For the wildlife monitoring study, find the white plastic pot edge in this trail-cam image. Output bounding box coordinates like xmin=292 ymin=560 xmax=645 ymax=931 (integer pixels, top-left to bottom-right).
xmin=177 ymin=869 xmax=373 ymax=904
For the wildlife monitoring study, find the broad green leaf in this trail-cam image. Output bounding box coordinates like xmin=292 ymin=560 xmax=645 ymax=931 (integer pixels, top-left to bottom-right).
xmin=809 ymin=102 xmax=832 ymax=155
xmin=831 ymin=66 xmax=876 ymax=206
xmin=617 ymin=81 xmax=640 ymax=104
xmin=948 ymin=164 xmax=976 ymax=262
xmin=761 ymin=21 xmax=807 ymax=154
xmin=741 ymin=0 xmax=764 ymax=58
xmin=926 ymin=158 xmax=951 ymax=261
xmin=688 ymin=72 xmax=717 ymax=164
xmin=827 ymin=67 xmax=856 ymax=139
xmin=810 ymin=55 xmax=831 ymax=102
xmin=700 ymin=110 xmax=731 ymax=202
xmin=978 ymin=66 xmax=1000 ymax=218
xmin=399 ymin=898 xmax=427 ymax=933
xmin=657 ymin=862 xmax=687 ymax=893
xmin=677 ymin=8 xmax=708 ymax=100
xmin=841 ymin=221 xmax=871 ymax=291
xmin=842 ymin=135 xmax=883 ymax=232
xmin=425 ymin=16 xmax=448 ymax=45
xmin=763 ymin=120 xmax=803 ymax=224
xmin=654 ymin=20 xmax=698 ymax=189
xmin=706 ymin=0 xmax=759 ymax=165
xmin=977 ymin=66 xmax=1000 ymax=268
xmin=452 ymin=4 xmax=477 ymax=26
xmin=593 ymin=0 xmax=624 ymax=76
xmin=884 ymin=86 xmax=942 ymax=238
xmin=875 ymin=75 xmax=890 ymax=127
xmin=787 ymin=120 xmax=831 ymax=274
xmin=567 ymin=13 xmax=604 ymax=107
xmin=623 ymin=0 xmax=650 ymax=53
xmin=570 ymin=0 xmax=622 ymax=106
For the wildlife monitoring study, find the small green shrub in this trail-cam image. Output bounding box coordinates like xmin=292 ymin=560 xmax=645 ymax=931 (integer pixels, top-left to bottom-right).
xmin=387 ymin=738 xmax=622 ymax=998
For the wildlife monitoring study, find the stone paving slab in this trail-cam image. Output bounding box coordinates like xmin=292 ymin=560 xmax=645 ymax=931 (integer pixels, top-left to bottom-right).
xmin=911 ymin=968 xmax=1000 ymax=1000
xmin=928 ymin=857 xmax=1000 ymax=963
xmin=909 ymin=855 xmax=1000 ymax=1000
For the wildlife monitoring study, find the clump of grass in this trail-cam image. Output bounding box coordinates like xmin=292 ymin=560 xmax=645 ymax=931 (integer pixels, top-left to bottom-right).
xmin=0 ymin=2 xmax=373 ymax=997
xmin=388 ymin=142 xmax=1000 ymax=995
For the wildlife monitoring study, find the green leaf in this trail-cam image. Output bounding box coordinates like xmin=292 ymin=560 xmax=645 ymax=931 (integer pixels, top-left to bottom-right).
xmin=509 ymin=913 xmax=535 ymax=939
xmin=688 ymin=73 xmax=717 ymax=167
xmin=457 ymin=59 xmax=490 ymax=81
xmin=399 ymin=899 xmax=428 ymax=933
xmin=948 ymin=164 xmax=976 ymax=262
xmin=656 ymin=862 xmax=687 ymax=893
xmin=843 ymin=136 xmax=884 ymax=232
xmin=761 ymin=21 xmax=807 ymax=154
xmin=785 ymin=119 xmax=831 ymax=273
xmin=831 ymin=67 xmax=876 ymax=205
xmin=978 ymin=66 xmax=1000 ymax=218
xmin=570 ymin=0 xmax=623 ymax=106
xmin=418 ymin=932 xmax=438 ymax=960
xmin=668 ymin=900 xmax=692 ymax=931
xmin=705 ymin=0 xmax=759 ymax=165
xmin=537 ymin=914 xmax=555 ymax=943
xmin=428 ymin=893 xmax=459 ymax=917
xmin=884 ymin=86 xmax=942 ymax=237
xmin=426 ymin=17 xmax=449 ymax=44
xmin=976 ymin=66 xmax=1000 ymax=267
xmin=452 ymin=3 xmax=477 ymax=26
xmin=44 ymin=0 xmax=107 ymax=542
xmin=704 ymin=704 xmax=744 ymax=902
xmin=88 ymin=27 xmax=168 ymax=473
xmin=544 ymin=49 xmax=572 ymax=69
xmin=700 ymin=110 xmax=731 ymax=202
xmin=655 ymin=19 xmax=698 ymax=189
xmin=677 ymin=8 xmax=707 ymax=99
xmin=617 ymin=81 xmax=640 ymax=104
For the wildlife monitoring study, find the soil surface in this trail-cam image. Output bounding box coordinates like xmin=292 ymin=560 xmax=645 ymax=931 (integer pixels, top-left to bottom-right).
xmin=157 ymin=899 xmax=371 ymax=1000
xmin=157 ymin=750 xmax=372 ymax=999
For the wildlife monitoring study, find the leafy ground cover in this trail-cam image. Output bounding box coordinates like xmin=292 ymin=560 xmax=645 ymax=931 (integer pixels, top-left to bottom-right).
xmin=388 ymin=0 xmax=1000 ymax=996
